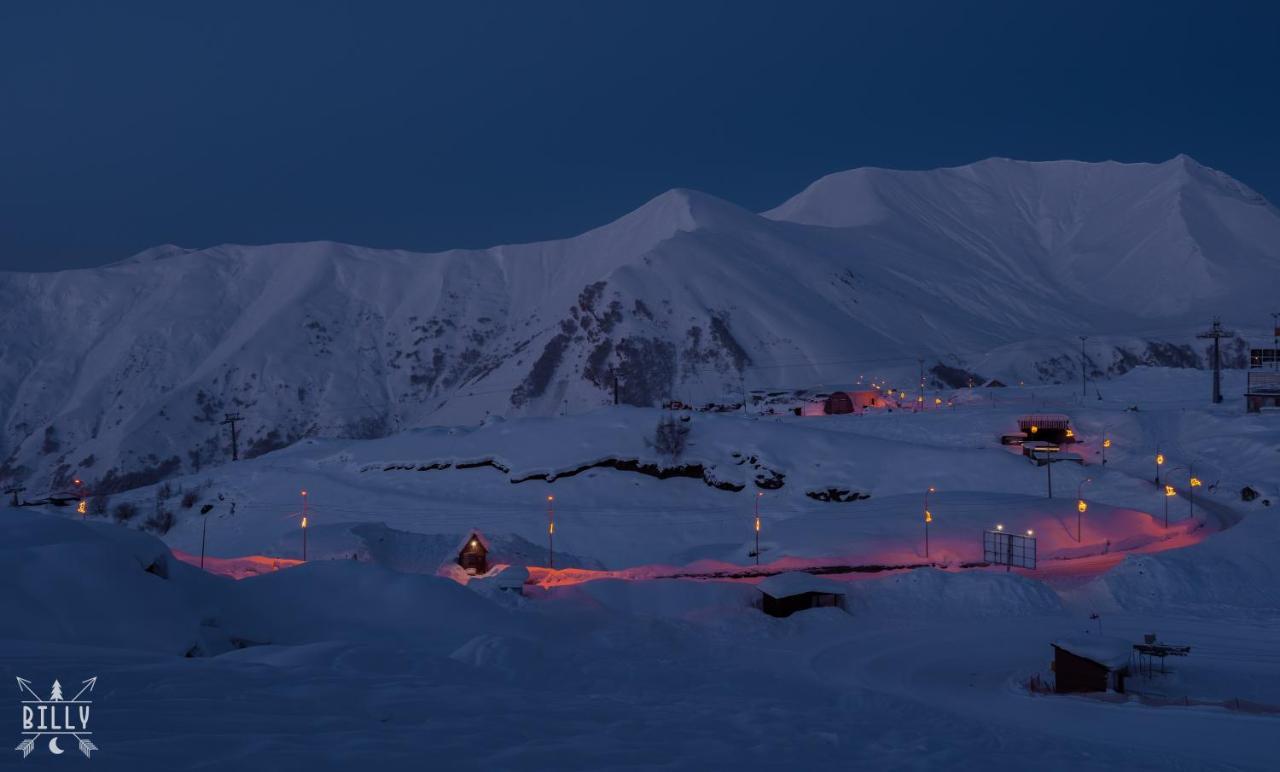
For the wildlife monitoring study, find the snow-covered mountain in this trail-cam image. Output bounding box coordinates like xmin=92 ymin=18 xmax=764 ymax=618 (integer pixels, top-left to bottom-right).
xmin=2 ymin=156 xmax=1277 ymax=493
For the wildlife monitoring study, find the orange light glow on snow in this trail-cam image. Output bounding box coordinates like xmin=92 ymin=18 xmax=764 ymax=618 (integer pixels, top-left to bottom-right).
xmin=1103 ymin=439 xmax=1112 ymax=448
xmin=77 ymin=499 xmax=87 ymax=515
xmin=1077 ymin=499 xmax=1087 ymax=513
xmin=1165 ymin=485 xmax=1176 ymax=497
xmin=1190 ymin=477 xmax=1202 ymax=488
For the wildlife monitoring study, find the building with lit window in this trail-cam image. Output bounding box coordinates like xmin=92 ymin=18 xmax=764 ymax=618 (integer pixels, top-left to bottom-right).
xmin=1246 ymin=337 xmax=1280 ymax=413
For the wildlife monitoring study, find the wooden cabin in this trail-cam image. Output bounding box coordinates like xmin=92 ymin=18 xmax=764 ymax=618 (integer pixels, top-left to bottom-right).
xmin=1052 ymin=637 xmax=1131 ymax=694
xmin=757 ymin=572 xmax=847 ymax=618
xmin=457 ymin=531 xmax=491 ymax=575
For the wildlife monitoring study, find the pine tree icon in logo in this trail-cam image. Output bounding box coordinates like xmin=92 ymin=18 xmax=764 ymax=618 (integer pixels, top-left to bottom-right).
xmin=48 ymin=681 xmax=63 ymax=701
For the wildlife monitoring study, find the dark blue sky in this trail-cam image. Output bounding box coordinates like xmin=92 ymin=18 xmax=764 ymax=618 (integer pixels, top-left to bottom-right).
xmin=2 ymin=1 xmax=1278 ymax=271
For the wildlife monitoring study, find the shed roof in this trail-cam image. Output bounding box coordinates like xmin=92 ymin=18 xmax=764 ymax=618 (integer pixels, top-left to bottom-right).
xmin=757 ymin=571 xmax=846 ymax=599
xmin=1053 ymin=636 xmax=1132 ymax=670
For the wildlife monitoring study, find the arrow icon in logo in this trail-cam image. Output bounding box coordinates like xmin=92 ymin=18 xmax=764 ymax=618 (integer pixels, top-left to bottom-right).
xmin=70 ymin=677 xmax=97 ymax=702
xmin=14 ymin=678 xmax=41 ymax=701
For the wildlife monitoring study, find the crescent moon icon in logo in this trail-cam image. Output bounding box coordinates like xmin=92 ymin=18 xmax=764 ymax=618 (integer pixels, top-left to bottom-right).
xmin=49 ymin=736 xmax=65 ymax=755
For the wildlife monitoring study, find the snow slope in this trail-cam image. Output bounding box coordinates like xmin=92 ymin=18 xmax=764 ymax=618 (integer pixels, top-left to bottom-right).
xmin=3 ymin=156 xmax=1277 ymax=494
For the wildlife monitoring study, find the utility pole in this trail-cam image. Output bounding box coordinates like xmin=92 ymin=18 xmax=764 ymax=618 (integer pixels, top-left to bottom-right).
xmin=1040 ymin=450 xmax=1053 ymax=498
xmin=221 ymin=413 xmax=243 ymax=461
xmin=1196 ymin=318 xmax=1233 ymax=404
xmin=200 ymin=514 xmax=208 ymax=570
xmin=1079 ymin=336 xmax=1088 ymax=397
xmin=4 ymin=485 xmax=24 ymax=507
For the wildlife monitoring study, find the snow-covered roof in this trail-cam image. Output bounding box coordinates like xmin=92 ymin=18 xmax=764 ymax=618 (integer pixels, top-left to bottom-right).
xmin=1053 ymin=636 xmax=1132 ymax=669
xmin=456 ymin=530 xmax=492 ymax=554
xmin=757 ymin=571 xmax=846 ymax=599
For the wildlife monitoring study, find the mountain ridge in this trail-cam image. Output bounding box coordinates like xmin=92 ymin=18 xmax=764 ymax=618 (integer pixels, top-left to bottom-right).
xmin=2 ymin=156 xmax=1275 ymax=494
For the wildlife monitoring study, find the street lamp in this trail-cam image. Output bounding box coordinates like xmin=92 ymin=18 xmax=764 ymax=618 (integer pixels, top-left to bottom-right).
xmin=1162 ymin=466 xmax=1184 ymax=529
xmin=546 ymin=495 xmax=555 ymax=569
xmin=923 ymin=486 xmax=936 ymax=559
xmin=1155 ymin=449 xmax=1165 ymax=485
xmin=754 ymin=492 xmax=763 ymax=565
xmin=1188 ymin=465 xmax=1203 ymax=521
xmin=299 ymin=489 xmax=310 ymax=560
xmin=1076 ymin=478 xmax=1092 ymax=542
xmin=1102 ymin=436 xmax=1112 ymax=465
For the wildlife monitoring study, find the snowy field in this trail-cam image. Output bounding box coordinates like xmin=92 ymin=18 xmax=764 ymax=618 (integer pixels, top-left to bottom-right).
xmin=4 ymin=367 xmax=1280 ymax=770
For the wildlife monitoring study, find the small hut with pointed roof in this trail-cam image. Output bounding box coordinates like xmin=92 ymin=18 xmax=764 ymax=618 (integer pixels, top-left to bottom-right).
xmin=457 ymin=530 xmax=492 ymax=575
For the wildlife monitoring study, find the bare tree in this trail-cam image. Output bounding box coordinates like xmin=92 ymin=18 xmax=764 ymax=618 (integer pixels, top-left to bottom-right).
xmin=648 ymin=415 xmax=690 ymax=462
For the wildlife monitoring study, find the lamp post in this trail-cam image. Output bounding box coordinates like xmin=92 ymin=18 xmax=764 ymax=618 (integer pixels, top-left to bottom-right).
xmin=1162 ymin=466 xmax=1183 ymax=529
xmin=1155 ymin=448 xmax=1164 ymax=486
xmin=754 ymin=492 xmax=763 ymax=565
xmin=300 ymin=489 xmax=309 ymax=560
xmin=546 ymin=495 xmax=555 ymax=569
xmin=923 ymin=486 xmax=936 ymax=559
xmin=1076 ymin=478 xmax=1092 ymax=542
xmin=200 ymin=514 xmax=208 ymax=569
xmin=73 ymin=477 xmax=86 ymax=518
xmin=1188 ymin=465 xmax=1203 ymax=521
xmin=1102 ymin=435 xmax=1112 ymax=465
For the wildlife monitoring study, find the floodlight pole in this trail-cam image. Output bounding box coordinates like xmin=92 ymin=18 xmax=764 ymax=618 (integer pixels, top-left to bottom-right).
xmin=200 ymin=515 xmax=208 ymax=570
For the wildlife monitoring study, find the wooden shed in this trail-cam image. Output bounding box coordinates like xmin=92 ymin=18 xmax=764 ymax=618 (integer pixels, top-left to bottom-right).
xmin=1052 ymin=637 xmax=1131 ymax=694
xmin=457 ymin=531 xmax=491 ymax=575
xmin=758 ymin=572 xmax=847 ymax=618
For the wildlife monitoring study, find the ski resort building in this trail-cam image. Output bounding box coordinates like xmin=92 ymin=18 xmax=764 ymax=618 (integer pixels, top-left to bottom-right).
xmin=757 ymin=573 xmax=846 ymax=617
xmin=825 ymin=390 xmax=881 ymax=414
xmin=1245 ymin=339 xmax=1280 ymax=413
xmin=1052 ymin=637 xmax=1131 ymax=694
xmin=1016 ymin=414 xmax=1075 ymax=445
xmin=795 ymin=390 xmax=883 ymax=416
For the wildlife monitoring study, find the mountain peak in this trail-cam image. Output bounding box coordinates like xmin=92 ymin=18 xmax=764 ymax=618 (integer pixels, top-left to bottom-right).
xmin=762 ymin=155 xmax=1265 ymax=228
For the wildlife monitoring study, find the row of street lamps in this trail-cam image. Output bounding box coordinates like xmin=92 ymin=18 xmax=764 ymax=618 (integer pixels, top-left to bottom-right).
xmin=278 ymin=432 xmax=1199 ymax=568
